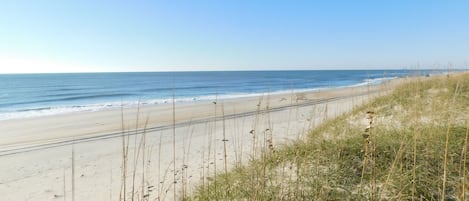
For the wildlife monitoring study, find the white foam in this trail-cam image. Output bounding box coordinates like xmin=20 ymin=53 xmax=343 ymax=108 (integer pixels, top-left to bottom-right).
xmin=348 ymin=77 xmax=398 ymax=87
xmin=0 ymin=76 xmax=399 ymax=121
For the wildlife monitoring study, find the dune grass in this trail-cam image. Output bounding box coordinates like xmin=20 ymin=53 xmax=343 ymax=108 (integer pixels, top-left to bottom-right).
xmin=184 ymin=72 xmax=469 ymax=200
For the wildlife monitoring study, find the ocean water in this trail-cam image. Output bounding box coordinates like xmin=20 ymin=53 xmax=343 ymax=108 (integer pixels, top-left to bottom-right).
xmin=0 ymin=70 xmax=442 ymax=121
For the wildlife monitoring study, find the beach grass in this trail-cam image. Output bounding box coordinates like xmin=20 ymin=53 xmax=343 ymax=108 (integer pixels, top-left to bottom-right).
xmin=183 ymin=72 xmax=469 ymax=200
xmin=8 ymin=71 xmax=466 ymax=201
xmin=0 ymin=70 xmax=461 ymax=201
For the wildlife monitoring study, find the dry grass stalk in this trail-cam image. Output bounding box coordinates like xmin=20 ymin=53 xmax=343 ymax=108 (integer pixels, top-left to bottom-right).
xmin=359 ymin=110 xmax=375 ymax=199
xmin=212 ymin=97 xmax=218 ymax=200
xmin=157 ymin=134 xmax=162 ymax=201
xmin=459 ymin=113 xmax=469 ymax=200
xmin=411 ymin=79 xmax=421 ymax=201
xmin=120 ymin=105 xmax=128 ymax=201
xmin=172 ymin=88 xmax=177 ymax=200
xmin=63 ymin=168 xmax=66 ymax=201
xmin=222 ymin=104 xmax=228 ymax=175
xmin=131 ymin=102 xmax=141 ymax=201
xmin=442 ymin=82 xmax=460 ymax=200
xmin=71 ymin=144 xmax=76 ymax=201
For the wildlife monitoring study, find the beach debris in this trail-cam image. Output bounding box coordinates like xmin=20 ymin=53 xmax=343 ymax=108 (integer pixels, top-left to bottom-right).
xmin=249 ymin=129 xmax=255 ymax=134
xmin=212 ymin=101 xmax=217 ymax=105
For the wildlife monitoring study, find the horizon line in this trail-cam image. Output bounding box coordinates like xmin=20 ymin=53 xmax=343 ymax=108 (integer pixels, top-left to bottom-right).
xmin=1 ymin=67 xmax=466 ymax=75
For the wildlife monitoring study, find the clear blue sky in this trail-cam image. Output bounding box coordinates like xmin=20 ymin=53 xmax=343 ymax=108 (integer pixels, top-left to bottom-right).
xmin=0 ymin=0 xmax=468 ymax=73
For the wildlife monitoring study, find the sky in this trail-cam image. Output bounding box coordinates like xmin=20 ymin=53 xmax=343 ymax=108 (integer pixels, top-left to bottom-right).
xmin=0 ymin=0 xmax=468 ymax=73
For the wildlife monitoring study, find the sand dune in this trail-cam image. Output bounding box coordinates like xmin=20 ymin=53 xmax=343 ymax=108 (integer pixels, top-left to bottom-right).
xmin=0 ymin=79 xmax=402 ymax=201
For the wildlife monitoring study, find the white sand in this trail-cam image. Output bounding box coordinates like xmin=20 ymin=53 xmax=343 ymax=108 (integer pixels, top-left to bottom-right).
xmin=0 ymin=80 xmax=402 ymax=201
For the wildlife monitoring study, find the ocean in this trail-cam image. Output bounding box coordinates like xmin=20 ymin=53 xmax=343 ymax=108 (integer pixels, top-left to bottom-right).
xmin=0 ymin=70 xmax=444 ymax=121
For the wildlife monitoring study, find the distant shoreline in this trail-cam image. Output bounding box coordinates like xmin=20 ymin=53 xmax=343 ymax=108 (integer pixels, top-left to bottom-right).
xmin=0 ymin=76 xmax=393 ymax=122
xmin=0 ymin=68 xmax=466 ymax=75
xmin=1 ymin=69 xmax=451 ymax=121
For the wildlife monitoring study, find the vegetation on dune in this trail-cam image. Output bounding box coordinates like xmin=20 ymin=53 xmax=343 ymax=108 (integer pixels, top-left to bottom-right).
xmin=186 ymin=73 xmax=469 ymax=201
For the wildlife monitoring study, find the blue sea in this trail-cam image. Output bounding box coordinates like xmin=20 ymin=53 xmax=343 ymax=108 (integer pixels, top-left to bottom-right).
xmin=0 ymin=70 xmax=447 ymax=121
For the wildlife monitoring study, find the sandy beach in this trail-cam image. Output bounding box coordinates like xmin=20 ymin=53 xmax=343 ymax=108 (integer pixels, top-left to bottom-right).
xmin=0 ymin=79 xmax=403 ymax=201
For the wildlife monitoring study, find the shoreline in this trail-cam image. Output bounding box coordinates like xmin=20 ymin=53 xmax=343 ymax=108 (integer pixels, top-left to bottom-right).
xmin=0 ymin=75 xmax=395 ymax=122
xmin=0 ymin=77 xmax=406 ymax=201
xmin=0 ymin=78 xmax=400 ymax=150
xmin=2 ymin=68 xmax=456 ymax=122
xmin=0 ymin=88 xmax=379 ymax=157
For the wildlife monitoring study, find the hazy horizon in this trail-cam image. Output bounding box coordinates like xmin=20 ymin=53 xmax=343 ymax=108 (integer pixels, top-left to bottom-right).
xmin=1 ymin=67 xmax=467 ymax=75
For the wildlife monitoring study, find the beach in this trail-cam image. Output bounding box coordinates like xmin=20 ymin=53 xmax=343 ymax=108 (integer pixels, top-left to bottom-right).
xmin=2 ymin=0 xmax=467 ymax=199
xmin=0 ymin=79 xmax=402 ymax=200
